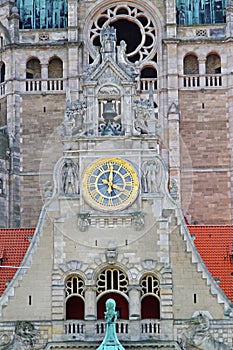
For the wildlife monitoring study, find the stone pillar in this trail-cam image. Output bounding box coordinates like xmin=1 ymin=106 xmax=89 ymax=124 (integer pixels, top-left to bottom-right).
xmin=7 ymin=6 xmax=19 ymax=44
xmin=226 ymin=1 xmax=233 ymax=38
xmin=168 ymin=103 xmax=180 ymax=199
xmin=166 ymin=0 xmax=177 ymax=38
xmin=68 ymin=0 xmax=78 ymax=42
xmin=85 ymin=286 xmax=96 ymax=320
xmin=198 ymin=56 xmax=206 ymax=87
xmin=41 ymin=64 xmax=48 ymax=91
xmin=128 ymin=286 xmax=141 ymax=319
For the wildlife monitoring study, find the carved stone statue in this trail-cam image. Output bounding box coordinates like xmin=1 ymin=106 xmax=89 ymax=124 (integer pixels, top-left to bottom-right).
xmin=100 ymin=26 xmax=117 ymax=61
xmin=141 ymin=160 xmax=162 ymax=193
xmin=97 ymin=299 xmax=125 ymax=350
xmin=62 ymin=159 xmax=79 ymax=195
xmin=180 ymin=313 xmax=232 ymax=350
xmin=0 ymin=321 xmax=38 ymax=349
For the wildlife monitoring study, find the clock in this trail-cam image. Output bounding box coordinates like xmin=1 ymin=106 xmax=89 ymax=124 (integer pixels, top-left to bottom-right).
xmin=82 ymin=158 xmax=139 ymax=211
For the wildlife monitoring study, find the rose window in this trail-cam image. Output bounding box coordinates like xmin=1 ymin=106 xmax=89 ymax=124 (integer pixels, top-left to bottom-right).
xmin=88 ymin=4 xmax=157 ymax=63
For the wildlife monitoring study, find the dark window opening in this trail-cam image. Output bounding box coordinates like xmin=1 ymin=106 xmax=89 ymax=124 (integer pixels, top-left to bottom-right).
xmin=97 ymin=292 xmax=129 ymax=320
xmin=66 ymin=296 xmax=84 ymax=320
xmin=141 ymin=295 xmax=160 ymax=319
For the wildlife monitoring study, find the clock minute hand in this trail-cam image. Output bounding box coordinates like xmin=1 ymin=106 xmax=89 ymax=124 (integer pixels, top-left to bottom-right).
xmin=112 ymin=184 xmax=124 ymax=192
xmin=107 ymin=164 xmax=114 ymax=194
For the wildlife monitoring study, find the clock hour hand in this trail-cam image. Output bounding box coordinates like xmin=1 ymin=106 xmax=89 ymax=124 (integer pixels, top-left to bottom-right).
xmin=102 ymin=178 xmax=113 ymax=194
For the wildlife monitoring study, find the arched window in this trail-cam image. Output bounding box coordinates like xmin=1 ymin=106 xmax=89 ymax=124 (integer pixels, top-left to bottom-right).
xmin=206 ymin=53 xmax=221 ymax=74
xmin=0 ymin=62 xmax=5 ymax=83
xmin=96 ymin=268 xmax=129 ymax=320
xmin=140 ymin=66 xmax=157 ymax=91
xmin=26 ymin=58 xmax=41 ymax=79
xmin=65 ymin=275 xmax=85 ymax=320
xmin=140 ymin=274 xmax=160 ymax=319
xmin=183 ymin=54 xmax=199 ymax=75
xmin=48 ymin=57 xmax=63 ymax=78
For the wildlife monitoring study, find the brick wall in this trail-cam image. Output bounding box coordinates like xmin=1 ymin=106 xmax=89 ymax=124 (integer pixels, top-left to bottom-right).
xmin=20 ymin=93 xmax=65 ymax=226
xmin=180 ymin=89 xmax=231 ymax=224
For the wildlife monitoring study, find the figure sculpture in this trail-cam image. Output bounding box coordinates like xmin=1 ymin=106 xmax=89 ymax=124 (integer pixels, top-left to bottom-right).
xmin=62 ymin=159 xmax=79 ymax=195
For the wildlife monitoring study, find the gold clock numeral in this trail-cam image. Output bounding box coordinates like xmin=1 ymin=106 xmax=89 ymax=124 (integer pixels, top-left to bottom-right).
xmin=108 ymin=197 xmax=114 ymax=206
xmin=90 ymin=188 xmax=99 ymax=197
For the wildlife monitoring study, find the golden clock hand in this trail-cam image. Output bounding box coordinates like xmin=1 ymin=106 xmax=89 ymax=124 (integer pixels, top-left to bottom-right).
xmin=112 ymin=183 xmax=124 ymax=192
xmin=107 ymin=164 xmax=114 ymax=194
xmin=102 ymin=177 xmax=112 ymax=194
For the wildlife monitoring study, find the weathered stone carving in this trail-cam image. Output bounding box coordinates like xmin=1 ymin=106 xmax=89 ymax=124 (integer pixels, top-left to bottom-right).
xmin=141 ymin=159 xmax=162 ymax=193
xmin=62 ymin=159 xmax=79 ymax=195
xmin=130 ymin=212 xmax=145 ymax=230
xmin=77 ymin=213 xmax=90 ymax=232
xmin=169 ymin=178 xmax=179 ymax=200
xmin=105 ymin=243 xmax=118 ymax=264
xmin=0 ymin=321 xmax=38 ymax=349
xmin=44 ymin=180 xmax=53 ymax=199
xmin=180 ymin=313 xmax=232 ymax=350
xmin=133 ymin=99 xmax=158 ymax=136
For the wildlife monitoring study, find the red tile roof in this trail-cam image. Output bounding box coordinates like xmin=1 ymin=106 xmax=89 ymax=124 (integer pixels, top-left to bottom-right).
xmin=0 ymin=228 xmax=35 ymax=295
xmin=188 ymin=225 xmax=233 ymax=302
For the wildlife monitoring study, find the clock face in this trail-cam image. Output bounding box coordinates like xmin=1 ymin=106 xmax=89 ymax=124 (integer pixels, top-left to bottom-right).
xmin=82 ymin=158 xmax=139 ymax=211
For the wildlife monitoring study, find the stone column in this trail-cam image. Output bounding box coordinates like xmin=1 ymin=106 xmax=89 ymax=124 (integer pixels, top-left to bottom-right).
xmin=84 ymin=286 xmax=96 ymax=320
xmin=198 ymin=56 xmax=206 ymax=88
xmin=128 ymin=286 xmax=141 ymax=319
xmin=41 ymin=64 xmax=48 ymax=91
xmin=226 ymin=1 xmax=233 ymax=38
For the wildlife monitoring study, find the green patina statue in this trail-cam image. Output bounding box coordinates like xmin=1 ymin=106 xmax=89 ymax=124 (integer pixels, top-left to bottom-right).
xmin=97 ymin=299 xmax=125 ymax=350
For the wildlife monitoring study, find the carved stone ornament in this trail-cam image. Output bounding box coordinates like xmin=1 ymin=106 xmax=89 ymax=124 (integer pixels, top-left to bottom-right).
xmin=141 ymin=159 xmax=163 ymax=194
xmin=0 ymin=321 xmax=38 ymax=349
xmin=180 ymin=313 xmax=232 ymax=350
xmin=61 ymin=159 xmax=79 ymax=196
xmin=77 ymin=213 xmax=91 ymax=232
xmin=169 ymin=178 xmax=179 ymax=200
xmin=105 ymin=242 xmax=118 ymax=264
xmin=130 ymin=211 xmax=145 ymax=231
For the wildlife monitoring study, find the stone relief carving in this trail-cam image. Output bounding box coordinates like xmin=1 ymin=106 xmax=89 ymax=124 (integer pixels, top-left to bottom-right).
xmin=44 ymin=180 xmax=53 ymax=199
xmin=105 ymin=242 xmax=118 ymax=264
xmin=0 ymin=321 xmax=38 ymax=349
xmin=62 ymin=159 xmax=79 ymax=195
xmin=77 ymin=213 xmax=91 ymax=232
xmin=169 ymin=178 xmax=179 ymax=200
xmin=130 ymin=212 xmax=145 ymax=231
xmin=141 ymin=159 xmax=162 ymax=193
xmin=133 ymin=99 xmax=158 ymax=136
xmin=180 ymin=313 xmax=232 ymax=350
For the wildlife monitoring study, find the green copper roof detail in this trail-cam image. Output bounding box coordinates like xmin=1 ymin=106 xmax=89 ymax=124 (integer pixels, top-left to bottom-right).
xmin=177 ymin=0 xmax=226 ymax=25
xmin=16 ymin=0 xmax=68 ymax=29
xmin=97 ymin=299 xmax=125 ymax=350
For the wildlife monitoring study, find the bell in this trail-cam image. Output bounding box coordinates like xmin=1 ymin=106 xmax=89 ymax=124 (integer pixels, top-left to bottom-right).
xmin=102 ymin=101 xmax=117 ymax=122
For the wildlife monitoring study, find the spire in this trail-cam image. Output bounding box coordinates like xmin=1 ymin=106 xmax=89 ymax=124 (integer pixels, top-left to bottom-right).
xmin=97 ymin=299 xmax=125 ymax=350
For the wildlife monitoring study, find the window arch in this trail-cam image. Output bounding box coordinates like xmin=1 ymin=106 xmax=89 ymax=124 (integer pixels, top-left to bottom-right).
xmin=65 ymin=275 xmax=85 ymax=320
xmin=26 ymin=58 xmax=41 ymax=79
xmin=96 ymin=268 xmax=129 ymax=320
xmin=183 ymin=54 xmax=199 ymax=75
xmin=0 ymin=61 xmax=5 ymax=83
xmin=140 ymin=274 xmax=160 ymax=319
xmin=48 ymin=57 xmax=63 ymax=78
xmin=140 ymin=66 xmax=157 ymax=91
xmin=206 ymin=53 xmax=221 ymax=74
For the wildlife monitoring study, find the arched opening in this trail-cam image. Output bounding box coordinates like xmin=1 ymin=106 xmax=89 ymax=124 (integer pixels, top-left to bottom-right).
xmin=26 ymin=58 xmax=41 ymax=79
xmin=141 ymin=295 xmax=160 ymax=319
xmin=48 ymin=57 xmax=63 ymax=78
xmin=206 ymin=53 xmax=221 ymax=74
xmin=97 ymin=292 xmax=129 ymax=320
xmin=0 ymin=62 xmax=5 ymax=83
xmin=140 ymin=66 xmax=157 ymax=91
xmin=65 ymin=274 xmax=85 ymax=320
xmin=183 ymin=54 xmax=199 ymax=74
xmin=66 ymin=296 xmax=84 ymax=320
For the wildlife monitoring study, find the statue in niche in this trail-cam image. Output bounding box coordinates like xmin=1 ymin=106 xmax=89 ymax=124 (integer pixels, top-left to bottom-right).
xmin=0 ymin=321 xmax=38 ymax=349
xmin=169 ymin=178 xmax=179 ymax=200
xmin=180 ymin=313 xmax=232 ymax=350
xmin=62 ymin=159 xmax=79 ymax=195
xmin=141 ymin=160 xmax=162 ymax=193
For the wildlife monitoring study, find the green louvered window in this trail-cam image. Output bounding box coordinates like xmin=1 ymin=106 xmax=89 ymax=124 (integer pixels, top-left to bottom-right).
xmin=16 ymin=0 xmax=68 ymax=29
